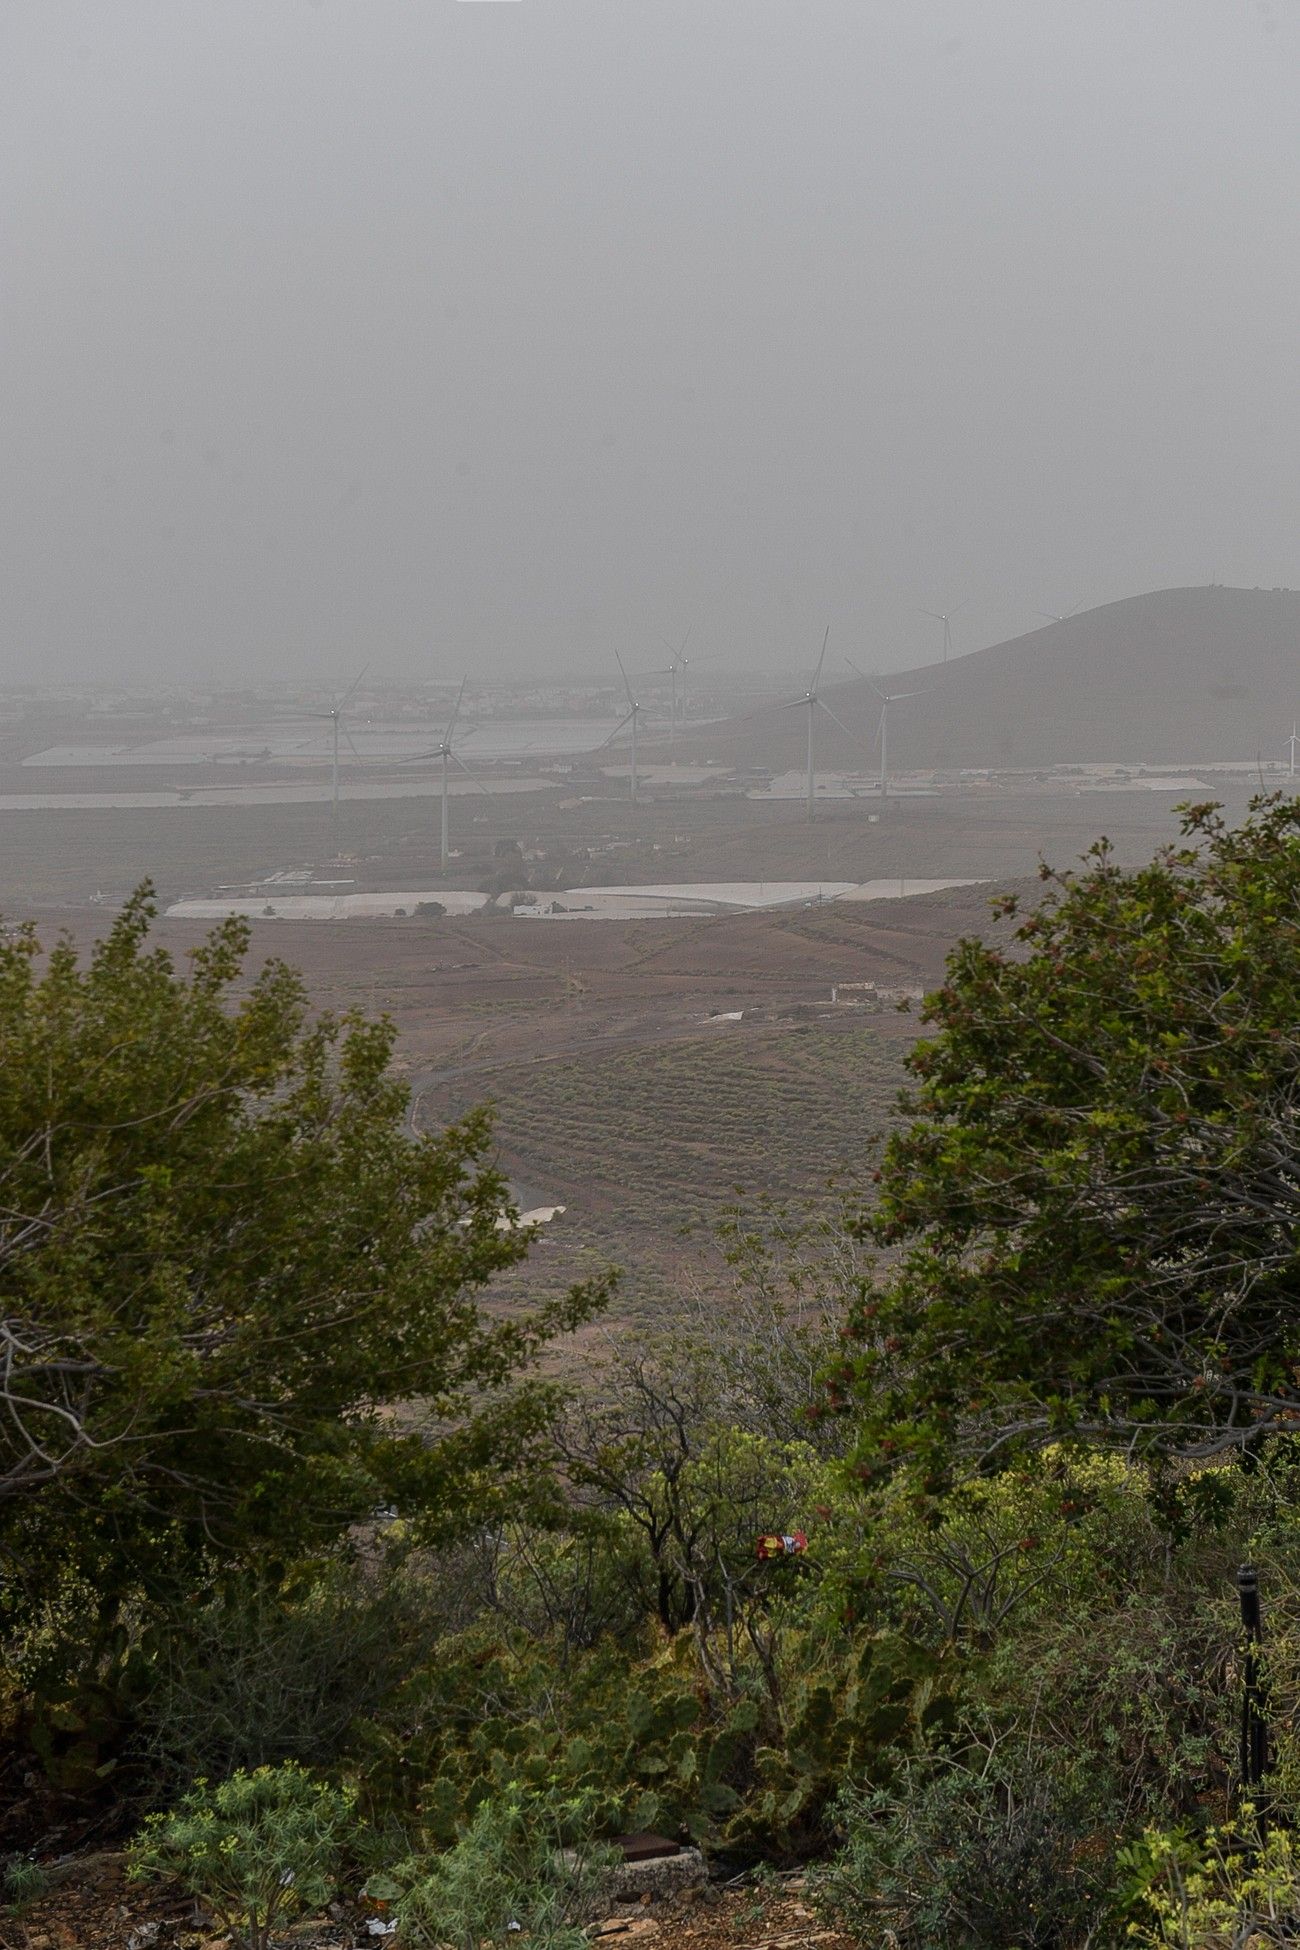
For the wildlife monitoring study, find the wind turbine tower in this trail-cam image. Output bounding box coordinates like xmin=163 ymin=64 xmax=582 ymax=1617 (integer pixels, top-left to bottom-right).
xmin=299 ymin=666 xmax=367 ymax=857
xmin=777 ymin=628 xmax=875 ymax=822
xmin=919 ymin=603 xmax=963 ymax=663
xmin=404 ymin=675 xmax=473 ymax=869
xmin=775 ymin=627 xmax=856 ymax=822
xmin=656 ymin=626 xmax=694 ymax=747
xmin=790 ymin=627 xmax=830 ymax=821
xmin=845 ymin=658 xmax=923 ymax=803
xmin=434 ymin=678 xmax=467 ymax=868
xmin=647 ymin=651 xmax=679 ymax=752
xmin=613 ymin=650 xmax=644 ymax=801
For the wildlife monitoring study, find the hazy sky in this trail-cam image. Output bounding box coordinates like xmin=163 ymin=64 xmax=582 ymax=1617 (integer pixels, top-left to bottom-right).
xmin=4 ymin=1 xmax=1299 ymax=686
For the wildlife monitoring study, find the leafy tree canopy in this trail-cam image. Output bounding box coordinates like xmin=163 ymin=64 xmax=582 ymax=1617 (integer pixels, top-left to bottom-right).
xmin=0 ymin=888 xmax=605 ymax=1620
xmin=839 ymin=798 xmax=1300 ymax=1488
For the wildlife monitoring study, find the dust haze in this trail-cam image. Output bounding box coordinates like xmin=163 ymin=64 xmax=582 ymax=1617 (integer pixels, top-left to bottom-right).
xmin=4 ymin=0 xmax=1298 ymax=686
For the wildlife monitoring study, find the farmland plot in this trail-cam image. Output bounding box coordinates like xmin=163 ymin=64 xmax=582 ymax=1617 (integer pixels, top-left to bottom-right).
xmin=426 ymin=1019 xmax=908 ymax=1319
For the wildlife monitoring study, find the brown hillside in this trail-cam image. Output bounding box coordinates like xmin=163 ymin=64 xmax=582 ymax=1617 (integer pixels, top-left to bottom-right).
xmin=678 ymin=586 xmax=1300 ymax=771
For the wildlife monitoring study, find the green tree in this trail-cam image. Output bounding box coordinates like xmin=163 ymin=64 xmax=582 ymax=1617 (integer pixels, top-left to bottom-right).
xmin=839 ymin=798 xmax=1300 ymax=1487
xmin=0 ymin=887 xmax=605 ymax=1621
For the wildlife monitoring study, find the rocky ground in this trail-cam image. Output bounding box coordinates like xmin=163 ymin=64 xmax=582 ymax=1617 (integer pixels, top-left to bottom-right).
xmin=0 ymin=1855 xmax=855 ymax=1950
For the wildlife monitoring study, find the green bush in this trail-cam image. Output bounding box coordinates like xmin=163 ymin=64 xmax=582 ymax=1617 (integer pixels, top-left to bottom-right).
xmin=393 ymin=1784 xmax=617 ymax=1949
xmin=822 ymin=1452 xmax=1251 ymax=1833
xmin=127 ymin=1761 xmax=356 ymax=1950
xmin=2 ymin=1856 xmax=50 ymax=1914
xmin=133 ymin=1560 xmax=443 ymax=1785
xmin=356 ymin=1611 xmax=952 ymax=1859
xmin=1120 ymin=1816 xmax=1300 ymax=1948
xmin=816 ymin=1751 xmax=1118 ymax=1950
xmin=842 ymin=1450 xmax=1167 ymax=1645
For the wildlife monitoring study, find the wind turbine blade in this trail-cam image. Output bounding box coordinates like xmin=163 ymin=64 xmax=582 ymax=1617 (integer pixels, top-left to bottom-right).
xmin=613 ymin=648 xmax=636 ymax=710
xmin=450 ymin=749 xmax=509 ymax=813
xmin=1035 ymin=612 xmax=1062 ymax=623
xmin=339 ymin=663 xmax=370 ymax=711
xmin=596 ymin=708 xmax=638 ymax=749
xmin=844 ymin=655 xmax=888 ymax=703
xmin=815 ymin=697 xmax=880 ymax=762
xmin=810 ymin=624 xmax=831 ymax=694
xmin=343 ymin=727 xmax=366 ymax=766
xmin=444 ymin=674 xmax=468 ymax=748
xmin=656 ymin=624 xmax=695 ymax=664
xmin=918 ymin=609 xmax=945 ymax=621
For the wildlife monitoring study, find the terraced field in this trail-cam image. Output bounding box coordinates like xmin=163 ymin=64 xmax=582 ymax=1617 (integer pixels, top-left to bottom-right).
xmin=429 ymin=1017 xmax=911 ymax=1319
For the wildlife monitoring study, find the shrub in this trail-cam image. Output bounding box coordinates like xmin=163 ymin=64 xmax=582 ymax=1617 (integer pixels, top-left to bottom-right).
xmin=824 ymin=1453 xmax=1251 ymax=1832
xmin=356 ymin=1612 xmax=952 ymax=1859
xmin=1120 ymin=1816 xmax=1300 ymax=1948
xmin=815 ymin=1750 xmax=1118 ymax=1950
xmin=127 ymin=1761 xmax=356 ymax=1950
xmin=393 ymin=1784 xmax=617 ymax=1949
xmin=2 ymin=1856 xmax=50 ymax=1913
xmin=133 ymin=1560 xmax=443 ymax=1786
xmin=465 ymin=1517 xmax=655 ymax=1651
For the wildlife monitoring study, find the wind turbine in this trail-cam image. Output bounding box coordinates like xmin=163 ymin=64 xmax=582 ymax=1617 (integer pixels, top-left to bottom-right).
xmin=775 ymin=627 xmax=863 ymax=822
xmin=919 ymin=603 xmax=963 ymax=663
xmin=783 ymin=626 xmax=830 ymax=822
xmin=403 ymin=682 xmax=506 ymax=873
xmin=777 ymin=631 xmax=881 ymax=821
xmin=845 ymin=658 xmax=923 ymax=802
xmin=656 ymin=626 xmax=694 ymax=746
xmin=609 ymin=650 xmax=644 ymax=801
xmin=404 ymin=677 xmax=468 ymax=870
xmin=1288 ymin=724 xmax=1299 ymax=780
xmin=638 ymin=652 xmax=680 ymax=754
xmin=1036 ymin=598 xmax=1088 ymax=624
xmin=295 ymin=666 xmax=368 ymax=856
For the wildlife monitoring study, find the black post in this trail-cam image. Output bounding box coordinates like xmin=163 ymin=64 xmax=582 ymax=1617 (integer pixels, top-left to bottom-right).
xmin=1237 ymin=1563 xmax=1269 ymax=1798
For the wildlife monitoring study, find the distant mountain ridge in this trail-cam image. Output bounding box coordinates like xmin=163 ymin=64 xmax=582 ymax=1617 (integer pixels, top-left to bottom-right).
xmin=681 ymin=587 xmax=1300 ymax=771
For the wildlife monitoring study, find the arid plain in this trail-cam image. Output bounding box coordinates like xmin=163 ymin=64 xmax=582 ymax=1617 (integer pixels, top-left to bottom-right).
xmin=9 ymin=591 xmax=1284 ymax=1319
xmin=12 ymin=748 xmax=1251 ymax=1321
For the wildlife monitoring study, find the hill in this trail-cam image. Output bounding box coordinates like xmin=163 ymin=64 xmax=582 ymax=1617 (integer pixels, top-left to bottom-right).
xmin=679 ymin=585 xmax=1300 ymax=771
